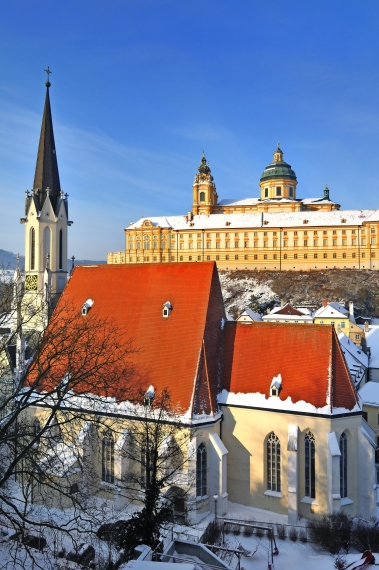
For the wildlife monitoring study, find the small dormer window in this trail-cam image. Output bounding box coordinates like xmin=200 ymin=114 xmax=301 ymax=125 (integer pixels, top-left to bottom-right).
xmin=82 ymin=298 xmax=94 ymax=316
xmin=162 ymin=301 xmax=172 ymax=318
xmin=270 ymin=373 xmax=282 ymax=397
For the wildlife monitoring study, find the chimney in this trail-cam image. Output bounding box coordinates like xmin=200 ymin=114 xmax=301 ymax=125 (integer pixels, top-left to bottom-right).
xmin=289 ymin=298 xmax=293 ymax=306
xmin=322 ymin=299 xmax=330 ymax=308
xmin=365 ymin=320 xmax=369 ymax=333
xmin=267 ymin=307 xmax=271 ymax=314
xmin=349 ymin=301 xmax=354 ymax=317
xmin=280 ymin=299 xmax=284 ymax=308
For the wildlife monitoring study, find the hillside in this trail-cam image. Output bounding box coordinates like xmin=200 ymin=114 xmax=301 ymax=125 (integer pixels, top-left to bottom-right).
xmin=0 ymin=249 xmax=106 ymax=269
xmin=219 ymin=269 xmax=379 ymax=319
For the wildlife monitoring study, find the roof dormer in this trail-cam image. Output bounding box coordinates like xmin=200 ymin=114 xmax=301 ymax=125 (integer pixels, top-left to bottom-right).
xmin=270 ymin=373 xmax=282 ymax=397
xmin=81 ymin=298 xmax=94 ymax=316
xmin=162 ymin=301 xmax=172 ymax=318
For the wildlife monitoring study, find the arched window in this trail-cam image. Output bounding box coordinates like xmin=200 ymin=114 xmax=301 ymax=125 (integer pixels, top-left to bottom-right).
xmin=30 ymin=227 xmax=35 ymax=270
xmin=199 ymin=191 xmax=205 ymax=202
xmin=340 ymin=432 xmax=347 ymax=499
xmin=43 ymin=226 xmax=51 ymax=263
xmin=267 ymin=432 xmax=281 ymax=492
xmin=305 ymin=431 xmax=316 ymax=498
xmin=102 ymin=433 xmax=114 ymax=484
xmin=196 ymin=443 xmax=207 ymax=497
xmin=59 ymin=229 xmax=63 ymax=269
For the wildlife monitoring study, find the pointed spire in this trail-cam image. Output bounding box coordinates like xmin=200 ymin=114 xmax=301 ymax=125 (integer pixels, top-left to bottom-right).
xmin=33 ymin=70 xmax=61 ymax=213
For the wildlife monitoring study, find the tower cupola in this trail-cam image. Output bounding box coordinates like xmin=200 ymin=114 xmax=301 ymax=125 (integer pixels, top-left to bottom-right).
xmin=192 ymin=153 xmax=218 ymax=215
xmin=259 ymin=144 xmax=298 ymax=202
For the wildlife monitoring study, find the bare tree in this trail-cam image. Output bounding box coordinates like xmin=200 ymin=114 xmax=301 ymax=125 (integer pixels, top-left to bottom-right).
xmin=0 ymin=266 xmax=136 ymax=567
xmin=104 ymin=388 xmax=196 ymax=562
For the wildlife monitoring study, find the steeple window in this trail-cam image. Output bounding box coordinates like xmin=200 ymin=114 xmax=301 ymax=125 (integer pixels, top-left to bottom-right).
xmin=59 ymin=229 xmax=63 ymax=269
xmin=265 ymin=189 xmax=268 ymax=198
xmin=30 ymin=227 xmax=35 ymax=270
xmin=200 ymin=192 xmax=205 ymax=202
xmin=276 ymin=187 xmax=281 ymax=196
xmin=289 ymin=187 xmax=293 ymax=197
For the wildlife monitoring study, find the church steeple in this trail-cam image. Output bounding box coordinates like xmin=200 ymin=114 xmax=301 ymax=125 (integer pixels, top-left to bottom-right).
xmin=32 ymin=69 xmax=61 ymax=213
xmin=21 ymin=69 xmax=71 ymax=316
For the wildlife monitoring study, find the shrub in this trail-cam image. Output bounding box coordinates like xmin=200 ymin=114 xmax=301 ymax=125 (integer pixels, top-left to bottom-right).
xmin=352 ymin=519 xmax=379 ymax=552
xmin=243 ymin=524 xmax=254 ymax=537
xmin=200 ymin=520 xmax=222 ymax=545
xmin=232 ymin=524 xmax=241 ymax=536
xmin=307 ymin=512 xmax=352 ymax=554
xmin=334 ymin=554 xmax=347 ymax=570
xmin=289 ymin=527 xmax=298 ymax=542
xmin=299 ymin=529 xmax=307 ymax=543
xmin=255 ymin=527 xmax=264 ymax=538
xmin=276 ymin=524 xmax=286 ymax=540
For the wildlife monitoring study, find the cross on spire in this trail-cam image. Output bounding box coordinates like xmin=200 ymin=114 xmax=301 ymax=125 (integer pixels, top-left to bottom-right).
xmin=44 ymin=66 xmax=52 ymax=87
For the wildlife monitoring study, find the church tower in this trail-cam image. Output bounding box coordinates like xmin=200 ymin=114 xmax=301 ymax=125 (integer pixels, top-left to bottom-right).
xmin=20 ymin=70 xmax=72 ymax=308
xmin=192 ymin=153 xmax=218 ymax=215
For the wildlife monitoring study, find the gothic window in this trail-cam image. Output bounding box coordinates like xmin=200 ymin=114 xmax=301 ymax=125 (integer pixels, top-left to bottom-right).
xmin=200 ymin=192 xmax=205 ymax=202
xmin=30 ymin=227 xmax=35 ymax=270
xmin=59 ymin=229 xmax=63 ymax=269
xmin=305 ymin=431 xmax=316 ymax=498
xmin=44 ymin=226 xmax=51 ymax=263
xmin=102 ymin=433 xmax=114 ymax=484
xmin=267 ymin=432 xmax=281 ymax=492
xmin=196 ymin=443 xmax=207 ymax=497
xmin=340 ymin=432 xmax=347 ymax=499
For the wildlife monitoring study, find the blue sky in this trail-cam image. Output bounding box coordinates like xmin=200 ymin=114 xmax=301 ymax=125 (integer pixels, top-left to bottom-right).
xmin=1 ymin=1 xmax=379 ymax=259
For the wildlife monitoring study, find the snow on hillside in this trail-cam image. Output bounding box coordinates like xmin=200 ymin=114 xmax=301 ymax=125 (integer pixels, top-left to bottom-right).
xmin=219 ymin=271 xmax=278 ymax=318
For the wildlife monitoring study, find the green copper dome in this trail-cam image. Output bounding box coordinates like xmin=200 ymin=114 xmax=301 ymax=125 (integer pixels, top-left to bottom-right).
xmin=260 ymin=147 xmax=297 ymax=183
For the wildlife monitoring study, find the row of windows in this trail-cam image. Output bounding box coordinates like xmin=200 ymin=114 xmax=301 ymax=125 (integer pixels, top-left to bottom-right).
xmin=128 ymin=228 xmax=376 ymax=241
xmin=128 ymin=238 xmax=376 ymax=249
xmin=127 ymin=252 xmax=377 ymax=263
xmin=264 ymin=186 xmax=294 ymax=197
xmin=196 ymin=432 xmax=349 ymax=500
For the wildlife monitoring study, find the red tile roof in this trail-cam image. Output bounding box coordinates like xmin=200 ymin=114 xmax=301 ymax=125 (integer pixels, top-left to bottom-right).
xmin=32 ymin=262 xmax=225 ymax=414
xmin=221 ymin=322 xmax=359 ymax=411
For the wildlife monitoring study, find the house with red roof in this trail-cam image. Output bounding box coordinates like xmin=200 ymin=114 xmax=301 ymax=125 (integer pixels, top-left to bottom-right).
xmin=28 ymin=262 xmax=376 ymax=522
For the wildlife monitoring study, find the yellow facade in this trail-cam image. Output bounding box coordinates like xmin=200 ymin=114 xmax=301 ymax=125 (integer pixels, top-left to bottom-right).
xmin=108 ymin=147 xmax=379 ymax=271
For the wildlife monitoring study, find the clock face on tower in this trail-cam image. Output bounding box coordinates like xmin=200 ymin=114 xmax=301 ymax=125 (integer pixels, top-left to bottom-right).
xmin=25 ymin=274 xmax=38 ymax=291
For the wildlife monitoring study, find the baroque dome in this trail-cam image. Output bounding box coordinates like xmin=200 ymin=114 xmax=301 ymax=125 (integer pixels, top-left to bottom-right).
xmin=260 ymin=146 xmax=297 ymax=182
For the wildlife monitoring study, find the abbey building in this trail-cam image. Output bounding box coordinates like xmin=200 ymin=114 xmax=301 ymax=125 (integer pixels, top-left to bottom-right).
xmin=108 ymin=147 xmax=379 ymax=271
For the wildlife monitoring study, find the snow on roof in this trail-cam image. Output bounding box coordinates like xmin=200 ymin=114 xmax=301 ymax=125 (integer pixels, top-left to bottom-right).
xmin=239 ymin=308 xmax=262 ymax=321
xmin=296 ymin=307 xmax=312 ymax=315
xmin=217 ymin=389 xmax=360 ymax=416
xmin=262 ymin=314 xmax=312 ymax=321
xmin=313 ymin=303 xmax=348 ymax=320
xmin=127 ymin=209 xmax=377 ymax=231
xmin=270 ymin=374 xmax=282 ymax=389
xmin=338 ymin=332 xmax=368 ymax=367
xmin=359 ymin=381 xmax=379 ymax=406
xmin=365 ymin=326 xmax=379 ymax=369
